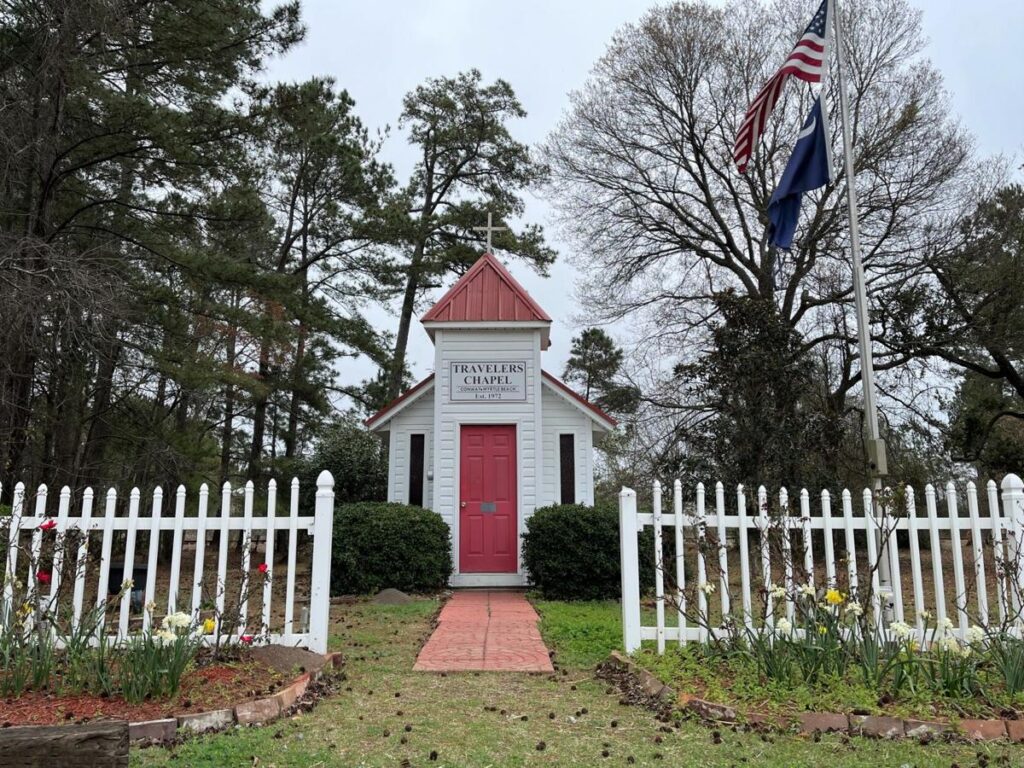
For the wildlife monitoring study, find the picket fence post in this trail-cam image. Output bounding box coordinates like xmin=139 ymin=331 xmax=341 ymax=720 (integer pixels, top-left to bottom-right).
xmin=619 ymin=487 xmax=642 ymax=653
xmin=307 ymin=470 xmax=335 ymax=654
xmin=1001 ymin=473 xmax=1024 ymax=602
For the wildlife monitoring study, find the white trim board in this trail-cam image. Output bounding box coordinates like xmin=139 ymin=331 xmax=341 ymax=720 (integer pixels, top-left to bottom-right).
xmin=450 ymin=573 xmax=529 ymax=588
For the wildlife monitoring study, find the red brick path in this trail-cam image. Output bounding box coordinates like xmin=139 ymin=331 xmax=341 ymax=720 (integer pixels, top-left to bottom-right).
xmin=414 ymin=591 xmax=554 ymax=672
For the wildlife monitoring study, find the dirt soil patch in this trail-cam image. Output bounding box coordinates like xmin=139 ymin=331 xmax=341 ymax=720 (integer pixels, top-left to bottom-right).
xmin=0 ymin=649 xmax=292 ymax=727
xmin=249 ymin=644 xmax=326 ymax=677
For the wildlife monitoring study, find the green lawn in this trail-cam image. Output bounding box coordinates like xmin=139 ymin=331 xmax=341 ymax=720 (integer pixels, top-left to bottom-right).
xmin=132 ymin=598 xmax=1012 ymax=767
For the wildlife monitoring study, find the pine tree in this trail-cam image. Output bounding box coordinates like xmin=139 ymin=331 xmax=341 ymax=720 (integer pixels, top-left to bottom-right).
xmin=564 ymin=328 xmax=638 ymax=414
xmin=382 ymin=70 xmax=555 ymax=400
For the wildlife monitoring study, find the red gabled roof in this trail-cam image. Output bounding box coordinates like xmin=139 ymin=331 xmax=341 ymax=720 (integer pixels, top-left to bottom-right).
xmin=541 ymin=370 xmax=618 ymax=429
xmin=422 ymin=252 xmax=552 ymax=323
xmin=364 ymin=374 xmax=434 ymax=429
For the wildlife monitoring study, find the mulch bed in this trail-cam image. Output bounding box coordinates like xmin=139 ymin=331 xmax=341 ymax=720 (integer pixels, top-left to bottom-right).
xmin=0 ymin=650 xmax=294 ymax=727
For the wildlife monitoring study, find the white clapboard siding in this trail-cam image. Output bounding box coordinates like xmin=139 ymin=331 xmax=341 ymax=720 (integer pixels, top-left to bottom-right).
xmin=0 ymin=473 xmax=335 ymax=654
xmin=620 ymin=474 xmax=1024 ymax=653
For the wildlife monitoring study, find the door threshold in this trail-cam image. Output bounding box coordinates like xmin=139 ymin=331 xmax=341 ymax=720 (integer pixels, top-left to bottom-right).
xmin=450 ymin=573 xmax=527 ymax=588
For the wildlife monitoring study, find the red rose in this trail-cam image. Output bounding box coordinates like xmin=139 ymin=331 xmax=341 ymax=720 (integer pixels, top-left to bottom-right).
xmin=36 ymin=571 xmax=51 ymax=585
xmin=39 ymin=519 xmax=56 ymax=531
xmin=258 ymin=562 xmax=269 ymax=574
xmin=240 ymin=634 xmax=254 ymax=644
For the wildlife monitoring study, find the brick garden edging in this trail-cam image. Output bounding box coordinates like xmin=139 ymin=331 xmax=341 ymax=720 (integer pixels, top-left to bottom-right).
xmin=128 ymin=651 xmax=344 ymax=744
xmin=601 ymin=651 xmax=1023 ymax=744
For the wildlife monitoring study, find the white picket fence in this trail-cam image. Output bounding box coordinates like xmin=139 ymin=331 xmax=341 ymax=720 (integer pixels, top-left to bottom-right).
xmin=619 ymin=473 xmax=1024 ymax=654
xmin=1 ymin=471 xmax=334 ymax=653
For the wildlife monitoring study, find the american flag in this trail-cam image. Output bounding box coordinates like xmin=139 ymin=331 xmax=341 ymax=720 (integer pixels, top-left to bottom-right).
xmin=733 ymin=0 xmax=831 ymax=174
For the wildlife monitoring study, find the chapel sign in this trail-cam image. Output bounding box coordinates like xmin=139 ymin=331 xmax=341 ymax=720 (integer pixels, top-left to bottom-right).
xmin=449 ymin=361 xmax=527 ymax=402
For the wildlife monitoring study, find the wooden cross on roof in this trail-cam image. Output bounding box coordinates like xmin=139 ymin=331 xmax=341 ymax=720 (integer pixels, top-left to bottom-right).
xmin=472 ymin=211 xmax=507 ymax=253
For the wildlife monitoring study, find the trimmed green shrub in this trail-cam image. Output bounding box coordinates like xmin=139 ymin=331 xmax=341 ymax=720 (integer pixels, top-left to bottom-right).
xmin=522 ymin=503 xmax=671 ymax=601
xmin=331 ymin=502 xmax=452 ymax=595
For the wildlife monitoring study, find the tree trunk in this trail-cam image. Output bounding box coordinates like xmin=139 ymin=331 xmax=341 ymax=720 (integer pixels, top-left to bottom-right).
xmin=78 ymin=337 xmax=121 ymax=490
xmin=284 ymin=317 xmax=307 ymax=459
xmin=219 ymin=298 xmax=239 ymax=486
xmin=0 ymin=720 xmax=129 ymax=767
xmin=386 ymin=244 xmax=424 ymax=401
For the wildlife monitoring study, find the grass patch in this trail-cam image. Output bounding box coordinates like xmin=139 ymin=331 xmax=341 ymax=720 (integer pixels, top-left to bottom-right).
xmin=532 ymin=599 xmax=624 ymax=667
xmin=131 ymin=597 xmax=1010 ymax=767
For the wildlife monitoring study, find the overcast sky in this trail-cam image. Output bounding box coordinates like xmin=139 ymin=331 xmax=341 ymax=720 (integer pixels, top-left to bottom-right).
xmin=262 ymin=0 xmax=1023 ymax=396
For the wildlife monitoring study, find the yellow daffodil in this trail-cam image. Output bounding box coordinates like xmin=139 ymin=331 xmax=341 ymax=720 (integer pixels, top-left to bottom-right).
xmin=825 ymin=588 xmax=844 ymax=606
xmin=203 ymin=617 xmax=216 ymax=634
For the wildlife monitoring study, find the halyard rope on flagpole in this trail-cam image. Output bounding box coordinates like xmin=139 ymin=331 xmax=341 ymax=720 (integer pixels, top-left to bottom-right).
xmin=830 ymin=0 xmax=893 ymax=617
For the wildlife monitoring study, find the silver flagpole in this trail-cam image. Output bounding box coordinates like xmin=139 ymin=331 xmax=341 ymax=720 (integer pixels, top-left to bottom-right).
xmin=830 ymin=0 xmax=892 ymax=615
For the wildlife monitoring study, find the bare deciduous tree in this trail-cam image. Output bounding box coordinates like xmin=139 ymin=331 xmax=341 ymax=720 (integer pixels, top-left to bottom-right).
xmin=543 ymin=0 xmax=976 ymax=474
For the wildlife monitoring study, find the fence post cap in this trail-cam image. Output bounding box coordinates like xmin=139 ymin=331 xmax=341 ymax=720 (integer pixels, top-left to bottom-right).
xmin=1002 ymin=473 xmax=1024 ymax=492
xmin=316 ymin=470 xmax=335 ymax=489
xmin=618 ymin=486 xmax=635 ymax=498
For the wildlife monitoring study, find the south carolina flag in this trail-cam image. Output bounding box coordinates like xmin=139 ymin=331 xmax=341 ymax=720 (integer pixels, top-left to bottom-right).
xmin=767 ymin=94 xmax=835 ymax=250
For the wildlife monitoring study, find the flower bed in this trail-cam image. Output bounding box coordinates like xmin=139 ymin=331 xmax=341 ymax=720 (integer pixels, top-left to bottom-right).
xmin=630 ymin=582 xmax=1024 ymax=735
xmin=0 ymin=650 xmax=288 ymax=727
xmin=2 ymin=518 xmax=280 ymax=706
xmin=601 ymin=650 xmax=1024 ymax=742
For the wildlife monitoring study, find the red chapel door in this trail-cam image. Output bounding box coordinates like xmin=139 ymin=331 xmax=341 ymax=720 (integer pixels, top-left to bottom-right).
xmin=459 ymin=425 xmax=517 ymax=573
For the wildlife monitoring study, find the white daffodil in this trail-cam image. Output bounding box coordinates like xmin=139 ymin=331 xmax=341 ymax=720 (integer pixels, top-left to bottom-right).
xmin=768 ymin=584 xmax=786 ymax=601
xmin=888 ymin=621 xmax=913 ymax=640
xmin=846 ymin=602 xmax=863 ymax=617
xmin=699 ymin=582 xmax=716 ymax=596
xmin=917 ymin=610 xmax=932 ymax=622
xmin=939 ymin=634 xmax=961 ymax=654
xmin=775 ymin=618 xmax=792 ymax=634
xmin=154 ymin=629 xmax=177 ymax=646
xmin=940 ymin=616 xmax=954 ymax=632
xmin=965 ymin=625 xmax=985 ymax=645
xmin=798 ymin=583 xmax=816 ymax=598
xmin=162 ymin=611 xmax=191 ymax=630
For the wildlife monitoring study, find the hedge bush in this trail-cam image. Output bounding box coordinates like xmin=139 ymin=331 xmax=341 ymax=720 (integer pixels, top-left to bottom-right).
xmin=522 ymin=503 xmax=672 ymax=601
xmin=331 ymin=502 xmax=452 ymax=595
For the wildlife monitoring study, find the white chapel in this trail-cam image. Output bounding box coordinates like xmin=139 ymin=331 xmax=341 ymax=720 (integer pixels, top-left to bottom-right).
xmin=365 ymin=252 xmax=617 ymax=587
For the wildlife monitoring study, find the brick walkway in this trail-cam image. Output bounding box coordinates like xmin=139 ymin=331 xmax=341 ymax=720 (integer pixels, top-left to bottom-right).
xmin=414 ymin=591 xmax=554 ymax=672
